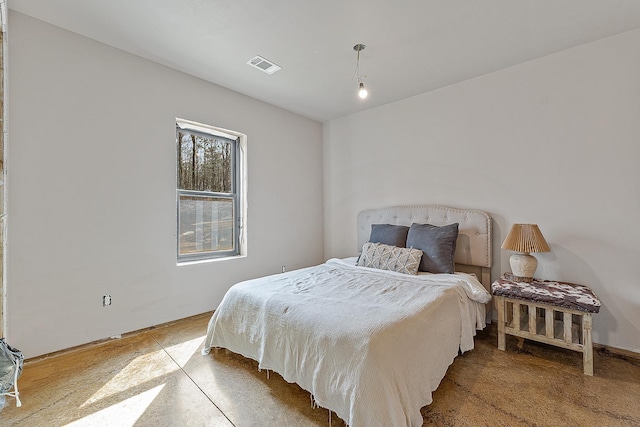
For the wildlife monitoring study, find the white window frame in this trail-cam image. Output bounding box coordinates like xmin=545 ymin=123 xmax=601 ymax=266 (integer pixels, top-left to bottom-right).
xmin=176 ymin=118 xmax=246 ymax=262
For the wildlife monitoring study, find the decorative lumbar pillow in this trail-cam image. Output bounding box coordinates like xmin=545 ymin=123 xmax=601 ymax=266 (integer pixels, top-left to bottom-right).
xmin=357 ymin=242 xmax=423 ymax=275
xmin=406 ymin=223 xmax=459 ymax=274
xmin=369 ymin=224 xmax=410 ymax=248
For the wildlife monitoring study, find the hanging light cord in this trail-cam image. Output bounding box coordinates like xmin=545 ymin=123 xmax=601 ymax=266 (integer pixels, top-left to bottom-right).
xmin=352 ymin=44 xmax=366 ymax=83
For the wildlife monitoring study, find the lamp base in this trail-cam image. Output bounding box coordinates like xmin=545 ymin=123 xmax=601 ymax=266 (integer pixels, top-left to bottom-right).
xmin=503 ymin=271 xmax=534 ymax=283
xmin=509 ymin=252 xmax=538 ymax=279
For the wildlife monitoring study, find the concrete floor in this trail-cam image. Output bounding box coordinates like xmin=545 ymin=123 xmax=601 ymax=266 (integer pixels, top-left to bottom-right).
xmin=2 ymin=313 xmax=639 ymax=426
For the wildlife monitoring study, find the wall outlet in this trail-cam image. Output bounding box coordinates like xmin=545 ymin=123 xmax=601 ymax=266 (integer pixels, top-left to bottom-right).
xmin=102 ymin=295 xmax=112 ymax=307
xmin=281 ymin=265 xmax=286 ymax=273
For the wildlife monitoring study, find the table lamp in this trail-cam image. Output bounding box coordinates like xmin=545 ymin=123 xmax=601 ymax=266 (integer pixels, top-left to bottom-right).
xmin=501 ymin=224 xmax=550 ymax=281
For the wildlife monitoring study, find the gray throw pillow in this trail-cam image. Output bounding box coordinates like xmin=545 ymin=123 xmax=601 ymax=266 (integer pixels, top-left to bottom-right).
xmin=357 ymin=242 xmax=423 ymax=275
xmin=369 ymin=224 xmax=409 ymax=247
xmin=406 ymin=223 xmax=459 ymax=274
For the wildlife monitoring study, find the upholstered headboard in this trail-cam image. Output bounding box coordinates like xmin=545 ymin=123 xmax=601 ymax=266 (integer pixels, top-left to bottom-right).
xmin=357 ymin=205 xmax=493 ymax=290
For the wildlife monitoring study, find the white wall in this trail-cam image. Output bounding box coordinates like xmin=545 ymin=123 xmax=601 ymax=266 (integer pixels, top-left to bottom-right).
xmin=323 ymin=29 xmax=640 ymax=352
xmin=7 ymin=12 xmax=324 ymax=358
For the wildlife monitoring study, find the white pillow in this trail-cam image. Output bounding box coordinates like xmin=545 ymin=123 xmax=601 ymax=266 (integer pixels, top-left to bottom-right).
xmin=357 ymin=242 xmax=423 ymax=275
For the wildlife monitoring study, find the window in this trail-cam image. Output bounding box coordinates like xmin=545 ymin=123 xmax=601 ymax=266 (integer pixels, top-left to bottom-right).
xmin=176 ymin=119 xmax=244 ymax=261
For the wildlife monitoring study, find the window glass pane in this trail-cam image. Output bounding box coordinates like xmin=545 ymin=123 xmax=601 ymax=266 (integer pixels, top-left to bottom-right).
xmin=178 ymin=131 xmax=233 ymax=193
xmin=179 ymin=195 xmax=234 ymax=255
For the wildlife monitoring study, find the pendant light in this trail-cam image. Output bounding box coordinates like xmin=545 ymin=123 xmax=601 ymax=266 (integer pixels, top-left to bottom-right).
xmin=353 ymin=44 xmax=368 ymax=99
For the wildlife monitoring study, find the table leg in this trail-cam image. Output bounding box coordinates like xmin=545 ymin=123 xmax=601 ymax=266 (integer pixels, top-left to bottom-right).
xmin=583 ymin=314 xmax=593 ymax=376
xmin=497 ymin=296 xmax=506 ymax=351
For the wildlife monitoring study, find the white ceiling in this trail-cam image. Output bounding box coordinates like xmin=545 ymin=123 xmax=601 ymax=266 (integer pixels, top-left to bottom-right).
xmin=9 ymin=0 xmax=640 ymax=122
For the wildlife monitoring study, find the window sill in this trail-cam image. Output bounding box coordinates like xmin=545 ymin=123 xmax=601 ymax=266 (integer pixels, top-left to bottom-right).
xmin=177 ymin=254 xmax=246 ymax=267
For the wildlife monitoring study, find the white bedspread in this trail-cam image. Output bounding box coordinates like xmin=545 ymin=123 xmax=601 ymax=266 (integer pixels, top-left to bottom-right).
xmin=203 ymin=258 xmax=490 ymax=426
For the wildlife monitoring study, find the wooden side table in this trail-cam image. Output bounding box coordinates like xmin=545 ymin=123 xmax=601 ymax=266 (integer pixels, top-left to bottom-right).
xmin=492 ymin=275 xmax=601 ymax=375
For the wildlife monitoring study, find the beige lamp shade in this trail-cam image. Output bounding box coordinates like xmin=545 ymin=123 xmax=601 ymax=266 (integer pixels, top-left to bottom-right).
xmin=501 ymin=224 xmax=550 ymax=279
xmin=501 ymin=224 xmax=550 ymax=253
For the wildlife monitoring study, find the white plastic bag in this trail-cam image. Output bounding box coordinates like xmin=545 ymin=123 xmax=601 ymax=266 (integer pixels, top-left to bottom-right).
xmin=0 ymin=338 xmax=23 ymax=410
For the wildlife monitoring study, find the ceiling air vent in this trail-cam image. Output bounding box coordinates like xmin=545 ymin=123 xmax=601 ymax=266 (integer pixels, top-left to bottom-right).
xmin=246 ymin=55 xmax=281 ymax=74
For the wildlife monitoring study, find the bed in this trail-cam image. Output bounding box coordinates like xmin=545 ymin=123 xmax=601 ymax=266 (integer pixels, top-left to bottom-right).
xmin=203 ymin=205 xmax=493 ymax=426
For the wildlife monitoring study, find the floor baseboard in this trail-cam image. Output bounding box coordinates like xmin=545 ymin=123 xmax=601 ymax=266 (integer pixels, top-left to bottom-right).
xmin=25 ymin=311 xmax=214 ymax=365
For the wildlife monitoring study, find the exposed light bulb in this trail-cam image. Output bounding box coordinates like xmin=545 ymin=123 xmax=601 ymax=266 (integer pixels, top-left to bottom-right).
xmin=358 ymin=82 xmax=368 ymax=99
